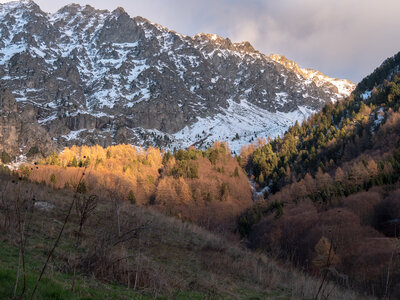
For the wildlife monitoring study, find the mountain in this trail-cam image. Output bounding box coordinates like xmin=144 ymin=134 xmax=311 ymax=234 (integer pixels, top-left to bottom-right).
xmin=238 ymin=51 xmax=400 ymax=298
xmin=0 ymin=0 xmax=354 ymax=155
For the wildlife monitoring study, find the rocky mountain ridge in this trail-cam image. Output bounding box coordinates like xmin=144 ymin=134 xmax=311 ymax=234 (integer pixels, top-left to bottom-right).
xmin=0 ymin=0 xmax=355 ymax=155
xmin=269 ymin=54 xmax=355 ymax=99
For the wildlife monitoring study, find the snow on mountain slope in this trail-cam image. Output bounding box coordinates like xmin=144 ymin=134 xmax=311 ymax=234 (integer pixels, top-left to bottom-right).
xmin=0 ymin=1 xmax=355 ymax=154
xmin=171 ymin=99 xmax=315 ymax=153
xmin=270 ymin=54 xmax=355 ymax=102
xmin=300 ymin=69 xmax=355 ymax=100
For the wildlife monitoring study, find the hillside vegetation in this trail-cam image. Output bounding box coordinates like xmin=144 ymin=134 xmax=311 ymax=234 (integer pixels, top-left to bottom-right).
xmin=239 ymin=52 xmax=400 ymax=298
xmin=24 ymin=142 xmax=252 ymax=233
xmin=0 ymin=166 xmax=369 ymax=299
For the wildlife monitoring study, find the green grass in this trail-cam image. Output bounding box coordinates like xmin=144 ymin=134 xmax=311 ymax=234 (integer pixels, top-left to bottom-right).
xmin=0 ymin=174 xmax=366 ymax=300
xmin=0 ymin=240 xmax=152 ymax=300
xmin=0 ymin=238 xmax=178 ymax=300
xmin=0 ymin=268 xmax=152 ymax=300
xmin=1 ymin=240 xmax=272 ymax=300
xmin=0 ymin=214 xmax=276 ymax=300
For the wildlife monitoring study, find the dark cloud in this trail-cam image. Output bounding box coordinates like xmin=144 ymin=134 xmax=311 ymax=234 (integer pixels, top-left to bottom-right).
xmin=2 ymin=0 xmax=400 ymax=82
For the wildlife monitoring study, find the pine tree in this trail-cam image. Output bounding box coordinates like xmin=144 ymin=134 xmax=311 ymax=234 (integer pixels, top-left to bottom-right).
xmin=84 ymin=156 xmax=91 ymax=167
xmin=71 ymin=156 xmax=78 ymax=167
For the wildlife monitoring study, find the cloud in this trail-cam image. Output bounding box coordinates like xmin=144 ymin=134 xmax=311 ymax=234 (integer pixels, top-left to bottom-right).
xmin=3 ymin=0 xmax=400 ymax=82
xmin=209 ymin=0 xmax=400 ymax=82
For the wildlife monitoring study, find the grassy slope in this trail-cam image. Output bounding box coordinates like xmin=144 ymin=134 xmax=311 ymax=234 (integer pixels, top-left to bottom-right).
xmin=0 ymin=242 xmax=150 ymax=300
xmin=0 ymin=175 xmax=368 ymax=299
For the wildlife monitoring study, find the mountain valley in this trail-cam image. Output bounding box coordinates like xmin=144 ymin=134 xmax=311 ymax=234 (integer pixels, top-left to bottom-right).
xmin=2 ymin=1 xmax=400 ymax=299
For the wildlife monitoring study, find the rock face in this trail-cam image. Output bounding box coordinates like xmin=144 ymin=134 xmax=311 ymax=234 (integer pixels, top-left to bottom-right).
xmin=0 ymin=87 xmax=19 ymax=154
xmin=0 ymin=0 xmax=356 ymax=154
xmin=0 ymin=85 xmax=55 ymax=156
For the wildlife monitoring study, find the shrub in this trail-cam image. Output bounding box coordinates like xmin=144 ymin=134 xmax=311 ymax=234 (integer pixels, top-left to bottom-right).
xmin=26 ymin=146 xmax=41 ymax=158
xmin=19 ymin=166 xmax=31 ymax=179
xmin=128 ymin=190 xmax=136 ymax=204
xmin=77 ymin=180 xmax=87 ymax=194
xmin=1 ymin=151 xmax=11 ymax=164
xmin=50 ymin=173 xmax=57 ymax=184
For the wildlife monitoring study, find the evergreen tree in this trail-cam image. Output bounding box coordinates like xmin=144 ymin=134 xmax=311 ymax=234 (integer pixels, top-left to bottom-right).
xmin=84 ymin=156 xmax=91 ymax=167
xmin=71 ymin=156 xmax=78 ymax=167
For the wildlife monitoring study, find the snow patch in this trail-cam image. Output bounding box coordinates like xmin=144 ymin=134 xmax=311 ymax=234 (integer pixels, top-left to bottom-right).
xmin=361 ymin=90 xmax=372 ymax=100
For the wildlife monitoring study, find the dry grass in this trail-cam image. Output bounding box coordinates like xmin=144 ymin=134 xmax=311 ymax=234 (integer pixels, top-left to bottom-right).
xmin=0 ymin=171 xmax=374 ymax=299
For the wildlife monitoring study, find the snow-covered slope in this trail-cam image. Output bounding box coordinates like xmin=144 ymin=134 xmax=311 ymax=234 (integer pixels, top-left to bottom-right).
xmin=0 ymin=0 xmax=355 ymax=154
xmin=171 ymin=100 xmax=315 ymax=153
xmin=269 ymin=54 xmax=355 ymax=101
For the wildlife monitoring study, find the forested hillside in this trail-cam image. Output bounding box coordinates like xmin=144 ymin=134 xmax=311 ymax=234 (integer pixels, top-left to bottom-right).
xmin=242 ymin=53 xmax=400 ymax=193
xmin=23 ymin=142 xmax=252 ymax=233
xmin=238 ymin=52 xmax=400 ymax=298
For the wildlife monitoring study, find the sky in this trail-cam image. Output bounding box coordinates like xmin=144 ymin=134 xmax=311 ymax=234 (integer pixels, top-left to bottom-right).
xmin=2 ymin=0 xmax=400 ymax=83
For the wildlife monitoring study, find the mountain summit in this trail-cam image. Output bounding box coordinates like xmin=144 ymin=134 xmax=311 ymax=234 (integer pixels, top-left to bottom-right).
xmin=0 ymin=0 xmax=355 ymax=154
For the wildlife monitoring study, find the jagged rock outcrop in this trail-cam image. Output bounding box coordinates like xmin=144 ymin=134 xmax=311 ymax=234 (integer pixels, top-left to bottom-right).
xmin=0 ymin=0 xmax=355 ymax=153
xmin=0 ymin=87 xmax=19 ymax=154
xmin=0 ymin=85 xmax=55 ymax=157
xmin=269 ymin=54 xmax=355 ymax=100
